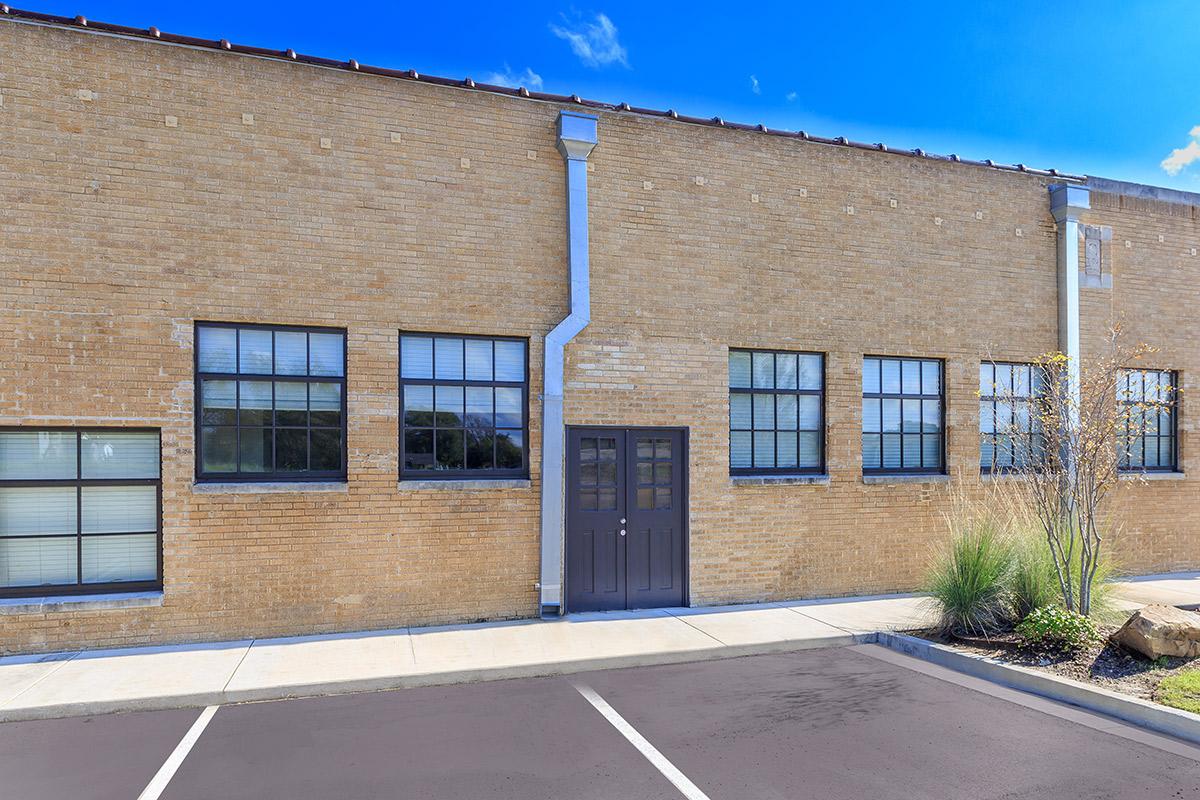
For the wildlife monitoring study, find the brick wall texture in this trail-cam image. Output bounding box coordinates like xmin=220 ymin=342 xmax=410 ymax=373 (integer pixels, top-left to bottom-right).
xmin=1 ymin=21 xmax=1198 ymax=653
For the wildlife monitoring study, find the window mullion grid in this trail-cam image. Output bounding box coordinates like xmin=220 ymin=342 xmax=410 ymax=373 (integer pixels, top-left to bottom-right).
xmin=75 ymin=430 xmax=82 ymax=587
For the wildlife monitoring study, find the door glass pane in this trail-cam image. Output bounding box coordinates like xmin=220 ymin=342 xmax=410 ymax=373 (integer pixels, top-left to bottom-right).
xmin=637 ymin=488 xmax=653 ymax=510
xmin=597 ymin=487 xmax=617 ymax=511
xmin=197 ymin=326 xmax=236 ymax=372
xmin=80 ymin=432 xmax=158 ymax=480
xmin=655 ymin=438 xmax=671 ymax=459
xmin=81 ymin=485 xmax=157 ymax=533
xmin=598 ymin=460 xmax=617 ymax=484
xmin=0 ymin=431 xmax=77 ymax=480
xmin=0 ymin=537 xmax=77 ymax=588
xmin=401 ymin=336 xmax=434 ymax=379
xmin=238 ymin=329 xmax=273 ymax=374
xmin=654 ymin=462 xmax=672 ymax=484
xmin=654 ymin=487 xmax=671 ymax=510
xmin=434 ymin=338 xmax=464 ymax=380
xmin=309 ymin=333 xmax=345 ymax=377
xmin=274 ymin=331 xmax=307 ymax=375
xmin=82 ymin=533 xmax=156 ymax=583
xmin=465 ymin=339 xmax=494 ymax=381
xmin=599 ymin=438 xmax=617 ymax=463
xmin=0 ymin=487 xmax=77 ymax=536
xmin=728 ymin=351 xmax=752 ymax=388
xmin=494 ymin=340 xmax=525 ymax=382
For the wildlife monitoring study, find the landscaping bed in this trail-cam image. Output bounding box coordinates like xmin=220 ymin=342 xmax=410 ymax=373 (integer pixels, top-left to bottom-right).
xmin=913 ymin=626 xmax=1200 ymax=709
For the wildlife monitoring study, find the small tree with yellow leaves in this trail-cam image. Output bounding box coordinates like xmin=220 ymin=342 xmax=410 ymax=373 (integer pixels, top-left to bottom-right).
xmin=982 ymin=328 xmax=1174 ymax=616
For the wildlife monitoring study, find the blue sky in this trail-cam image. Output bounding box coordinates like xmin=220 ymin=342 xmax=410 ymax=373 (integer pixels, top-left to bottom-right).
xmin=29 ymin=1 xmax=1200 ymax=189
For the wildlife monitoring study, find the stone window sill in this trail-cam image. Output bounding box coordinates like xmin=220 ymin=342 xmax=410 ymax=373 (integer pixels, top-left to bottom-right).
xmin=193 ymin=481 xmax=349 ymax=494
xmin=0 ymin=591 xmax=164 ymax=615
xmin=862 ymin=474 xmax=950 ymax=485
xmin=1119 ymin=471 xmax=1186 ymax=482
xmin=731 ymin=474 xmax=831 ymax=486
xmin=398 ymin=479 xmax=532 ymax=491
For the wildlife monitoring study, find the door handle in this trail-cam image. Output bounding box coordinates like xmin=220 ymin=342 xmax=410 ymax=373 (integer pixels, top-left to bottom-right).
xmin=620 ymin=518 xmax=626 ymax=524
xmin=619 ymin=529 xmax=627 ymax=536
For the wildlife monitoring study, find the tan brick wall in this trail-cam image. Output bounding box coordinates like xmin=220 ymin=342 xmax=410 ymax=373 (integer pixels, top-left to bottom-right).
xmin=1 ymin=21 xmax=1197 ymax=653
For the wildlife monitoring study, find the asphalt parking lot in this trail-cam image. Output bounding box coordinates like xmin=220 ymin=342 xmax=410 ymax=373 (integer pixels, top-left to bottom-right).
xmin=3 ymin=645 xmax=1200 ymax=800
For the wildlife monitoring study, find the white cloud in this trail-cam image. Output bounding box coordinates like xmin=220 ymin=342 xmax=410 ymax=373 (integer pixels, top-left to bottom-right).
xmin=550 ymin=12 xmax=628 ymax=68
xmin=750 ymin=75 xmax=761 ymax=95
xmin=484 ymin=64 xmax=544 ymax=91
xmin=1161 ymin=125 xmax=1200 ymax=176
xmin=785 ymin=91 xmax=797 ymax=102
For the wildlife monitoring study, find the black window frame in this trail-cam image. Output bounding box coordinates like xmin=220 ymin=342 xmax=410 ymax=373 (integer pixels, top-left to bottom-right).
xmin=979 ymin=361 xmax=1046 ymax=473
xmin=1118 ymin=368 xmax=1179 ymax=473
xmin=399 ymin=331 xmax=531 ymax=481
xmin=194 ymin=321 xmax=348 ymax=483
xmin=862 ymin=355 xmax=946 ymax=475
xmin=0 ymin=426 xmax=163 ymax=599
xmin=728 ymin=348 xmax=826 ymax=476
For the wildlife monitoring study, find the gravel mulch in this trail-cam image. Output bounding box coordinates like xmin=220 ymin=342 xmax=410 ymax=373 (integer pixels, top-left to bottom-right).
xmin=915 ymin=627 xmax=1199 ymax=704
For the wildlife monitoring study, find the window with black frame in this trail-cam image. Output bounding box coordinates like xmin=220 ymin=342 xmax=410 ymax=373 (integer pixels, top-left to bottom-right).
xmin=195 ymin=323 xmax=346 ymax=482
xmin=1119 ymin=369 xmax=1178 ymax=472
xmin=0 ymin=428 xmax=161 ymax=598
xmin=400 ymin=333 xmax=528 ymax=479
xmin=729 ymin=349 xmax=824 ymax=474
xmin=980 ymin=362 xmax=1046 ymax=471
xmin=862 ymin=356 xmax=944 ymax=474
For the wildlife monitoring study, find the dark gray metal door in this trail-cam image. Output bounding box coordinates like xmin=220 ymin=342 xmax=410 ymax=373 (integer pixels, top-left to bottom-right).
xmin=566 ymin=428 xmax=686 ymax=612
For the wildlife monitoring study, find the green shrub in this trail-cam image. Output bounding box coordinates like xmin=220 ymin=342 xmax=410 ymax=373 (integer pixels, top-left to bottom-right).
xmin=1015 ymin=606 xmax=1099 ymax=653
xmin=1010 ymin=531 xmax=1061 ymax=619
xmin=925 ymin=522 xmax=1015 ymax=637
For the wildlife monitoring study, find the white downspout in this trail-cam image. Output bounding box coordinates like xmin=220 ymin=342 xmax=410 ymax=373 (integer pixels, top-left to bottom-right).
xmin=1049 ymin=183 xmax=1090 ymax=430
xmin=540 ymin=111 xmax=598 ymax=617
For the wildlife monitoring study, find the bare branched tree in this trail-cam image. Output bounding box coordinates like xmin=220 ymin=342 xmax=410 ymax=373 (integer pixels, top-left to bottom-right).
xmin=981 ymin=327 xmax=1174 ymax=616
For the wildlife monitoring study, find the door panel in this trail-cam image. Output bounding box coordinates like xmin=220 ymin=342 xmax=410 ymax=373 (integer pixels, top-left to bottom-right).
xmin=566 ymin=432 xmax=626 ymax=612
xmin=625 ymin=431 xmax=685 ymax=609
xmin=566 ymin=428 xmax=685 ymax=612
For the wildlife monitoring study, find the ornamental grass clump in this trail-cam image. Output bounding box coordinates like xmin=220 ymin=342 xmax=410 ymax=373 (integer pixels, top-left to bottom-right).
xmin=925 ymin=520 xmax=1015 ymax=638
xmin=1015 ymin=605 xmax=1099 ymax=654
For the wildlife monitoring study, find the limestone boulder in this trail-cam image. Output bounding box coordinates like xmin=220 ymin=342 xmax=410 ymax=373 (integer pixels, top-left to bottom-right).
xmin=1113 ymin=604 xmax=1200 ymax=660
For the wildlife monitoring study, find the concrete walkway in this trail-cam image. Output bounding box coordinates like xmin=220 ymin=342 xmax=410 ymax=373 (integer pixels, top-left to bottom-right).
xmin=2 ymin=573 xmax=1197 ymax=722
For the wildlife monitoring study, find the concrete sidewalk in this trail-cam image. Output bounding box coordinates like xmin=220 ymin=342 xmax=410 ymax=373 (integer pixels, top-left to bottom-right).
xmin=2 ymin=573 xmax=1197 ymax=722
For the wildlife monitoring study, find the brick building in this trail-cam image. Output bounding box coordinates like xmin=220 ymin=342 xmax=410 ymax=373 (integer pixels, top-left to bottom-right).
xmin=1 ymin=9 xmax=1197 ymax=654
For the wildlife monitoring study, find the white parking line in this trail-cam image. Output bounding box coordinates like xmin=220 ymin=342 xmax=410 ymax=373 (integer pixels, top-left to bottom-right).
xmin=136 ymin=705 xmax=219 ymax=800
xmin=573 ymin=682 xmax=712 ymax=800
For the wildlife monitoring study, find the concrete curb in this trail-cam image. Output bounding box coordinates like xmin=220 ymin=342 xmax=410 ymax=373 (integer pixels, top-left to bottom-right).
xmin=875 ymin=631 xmax=1200 ymax=746
xmin=0 ymin=632 xmax=865 ymax=722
